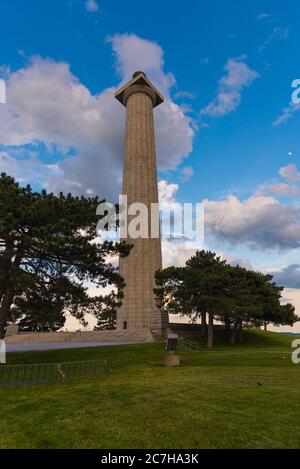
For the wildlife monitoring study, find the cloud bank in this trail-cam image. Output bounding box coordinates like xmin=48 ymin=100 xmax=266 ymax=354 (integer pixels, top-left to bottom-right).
xmin=205 ymin=193 xmax=300 ymax=250
xmin=201 ymin=57 xmax=258 ymax=117
xmin=85 ymin=0 xmax=99 ymax=13
xmin=0 ymin=34 xmax=194 ymax=200
xmin=272 ymin=264 xmax=300 ymax=289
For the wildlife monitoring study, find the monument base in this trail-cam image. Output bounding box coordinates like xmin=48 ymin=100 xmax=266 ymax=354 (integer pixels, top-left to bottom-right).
xmin=165 ymin=354 xmax=180 ymax=367
xmin=5 ymin=328 xmax=156 ymax=344
xmin=5 ymin=324 xmax=19 ymax=337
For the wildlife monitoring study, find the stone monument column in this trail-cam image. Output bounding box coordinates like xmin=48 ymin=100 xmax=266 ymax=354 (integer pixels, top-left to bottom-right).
xmin=115 ymin=71 xmax=168 ymax=337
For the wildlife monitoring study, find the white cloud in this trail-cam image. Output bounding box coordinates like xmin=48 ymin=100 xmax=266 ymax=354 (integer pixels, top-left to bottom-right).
xmin=162 ymin=239 xmax=197 ymax=268
xmin=0 ymin=57 xmax=125 ymax=199
xmin=162 ymin=240 xmax=253 ymax=271
xmin=273 ymin=101 xmax=300 ymax=126
xmin=158 ymin=179 xmax=178 ymax=206
xmin=85 ymin=0 xmax=99 ymax=12
xmin=0 ymin=34 xmax=194 ymax=199
xmin=201 ymin=57 xmax=259 ymax=117
xmin=259 ymin=164 xmax=300 ymax=197
xmin=174 ymin=91 xmax=195 ymax=100
xmin=108 ymin=33 xmax=175 ymax=95
xmin=279 ymin=164 xmax=300 ymax=182
xmin=0 ymin=150 xmax=61 ymax=186
xmin=159 ymin=172 xmax=300 ymax=253
xmin=204 ymin=163 xmax=300 ymax=251
xmin=180 ymin=166 xmax=194 ymax=182
xmin=219 ymin=253 xmax=252 ymax=270
xmin=205 ymin=194 xmax=300 ymax=250
xmin=263 ymin=182 xmax=300 ymax=197
xmin=272 ymin=264 xmax=300 ymax=289
xmin=257 ymin=12 xmax=273 ymax=20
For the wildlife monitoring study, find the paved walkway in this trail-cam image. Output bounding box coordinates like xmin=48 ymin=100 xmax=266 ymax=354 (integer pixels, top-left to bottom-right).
xmin=7 ymin=341 xmax=145 ymax=353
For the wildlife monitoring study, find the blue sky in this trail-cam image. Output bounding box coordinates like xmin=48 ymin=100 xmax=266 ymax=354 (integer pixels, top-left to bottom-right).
xmin=0 ymin=0 xmax=300 ymax=328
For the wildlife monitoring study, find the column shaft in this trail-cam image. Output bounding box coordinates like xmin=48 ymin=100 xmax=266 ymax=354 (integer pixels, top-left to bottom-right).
xmin=117 ymin=91 xmax=163 ymax=332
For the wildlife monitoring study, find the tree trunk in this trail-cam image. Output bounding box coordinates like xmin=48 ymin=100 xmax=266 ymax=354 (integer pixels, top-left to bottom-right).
xmin=207 ymin=313 xmax=214 ymax=348
xmin=224 ymin=315 xmax=231 ymax=339
xmin=0 ymin=250 xmax=22 ymax=339
xmin=201 ymin=312 xmax=207 ymax=338
xmin=0 ymin=287 xmax=15 ymax=339
xmin=230 ymin=320 xmax=239 ymax=345
xmin=264 ymin=321 xmax=268 ymax=332
xmin=238 ymin=320 xmax=243 ymax=343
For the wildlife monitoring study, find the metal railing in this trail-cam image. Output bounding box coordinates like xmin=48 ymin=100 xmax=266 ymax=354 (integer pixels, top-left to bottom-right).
xmin=178 ymin=337 xmax=201 ymax=351
xmin=0 ymin=359 xmax=108 ymax=387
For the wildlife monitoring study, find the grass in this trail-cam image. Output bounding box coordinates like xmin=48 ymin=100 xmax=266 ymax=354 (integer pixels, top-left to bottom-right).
xmin=0 ymin=330 xmax=299 ymax=449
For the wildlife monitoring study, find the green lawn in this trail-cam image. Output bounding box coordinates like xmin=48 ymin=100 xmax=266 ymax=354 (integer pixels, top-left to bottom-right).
xmin=0 ymin=330 xmax=299 ymax=449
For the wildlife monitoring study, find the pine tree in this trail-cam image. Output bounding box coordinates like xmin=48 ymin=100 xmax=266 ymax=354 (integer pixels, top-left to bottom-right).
xmin=155 ymin=250 xmax=299 ymax=347
xmin=0 ymin=173 xmax=130 ymax=338
xmin=155 ymin=250 xmax=230 ymax=347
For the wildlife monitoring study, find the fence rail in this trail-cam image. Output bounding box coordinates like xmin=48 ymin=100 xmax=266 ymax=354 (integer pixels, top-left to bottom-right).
xmin=0 ymin=359 xmax=107 ymax=387
xmin=178 ymin=337 xmax=201 ymax=351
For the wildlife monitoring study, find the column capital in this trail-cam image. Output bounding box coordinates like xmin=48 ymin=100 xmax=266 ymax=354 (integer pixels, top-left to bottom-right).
xmin=123 ymin=84 xmax=157 ymax=108
xmin=115 ymin=71 xmax=164 ymax=108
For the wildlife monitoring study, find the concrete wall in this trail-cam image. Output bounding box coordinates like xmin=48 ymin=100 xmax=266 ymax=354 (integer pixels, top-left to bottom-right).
xmin=5 ymin=323 xmax=205 ymax=344
xmin=5 ymin=328 xmax=155 ymax=344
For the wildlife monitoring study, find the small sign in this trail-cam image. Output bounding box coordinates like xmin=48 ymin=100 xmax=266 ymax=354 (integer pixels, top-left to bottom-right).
xmin=166 ymin=333 xmax=178 ymax=352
